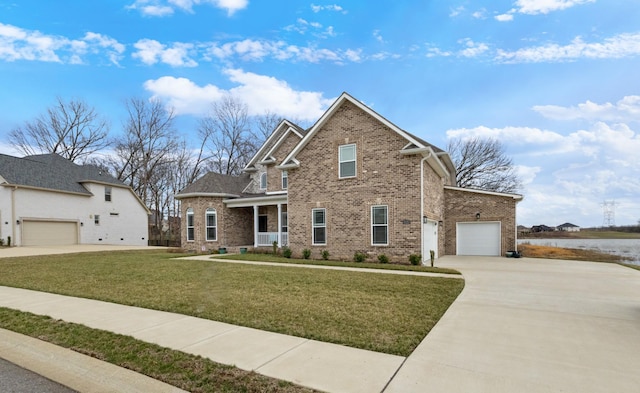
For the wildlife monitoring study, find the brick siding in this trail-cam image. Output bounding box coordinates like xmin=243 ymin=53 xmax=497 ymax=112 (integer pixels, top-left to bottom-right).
xmin=443 ymin=188 xmax=518 ymax=256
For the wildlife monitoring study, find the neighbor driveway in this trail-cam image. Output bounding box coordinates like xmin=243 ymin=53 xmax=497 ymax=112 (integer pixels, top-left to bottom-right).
xmin=385 ymin=256 xmax=640 ymax=392
xmin=0 ymin=245 xmax=165 ymax=258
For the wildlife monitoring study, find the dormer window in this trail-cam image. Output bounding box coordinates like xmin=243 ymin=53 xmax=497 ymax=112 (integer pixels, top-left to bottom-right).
xmin=260 ymin=172 xmax=267 ymax=190
xmin=339 ymin=144 xmax=356 ymax=178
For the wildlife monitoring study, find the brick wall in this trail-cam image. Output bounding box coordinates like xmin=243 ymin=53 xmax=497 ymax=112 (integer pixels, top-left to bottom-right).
xmin=443 ymin=188 xmax=518 ymax=256
xmin=180 ymin=197 xmax=253 ymax=252
xmin=266 ymin=131 xmax=301 ymax=192
xmin=286 ymin=100 xmax=439 ymax=262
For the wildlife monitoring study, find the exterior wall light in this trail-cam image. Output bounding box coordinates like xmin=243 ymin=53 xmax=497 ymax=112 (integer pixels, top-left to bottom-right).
xmin=423 ymin=216 xmax=428 ymax=224
xmin=475 ymin=212 xmax=481 ymax=220
xmin=16 ymin=220 xmax=20 ymax=225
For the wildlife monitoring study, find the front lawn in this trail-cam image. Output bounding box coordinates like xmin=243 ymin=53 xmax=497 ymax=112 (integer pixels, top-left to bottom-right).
xmin=0 ymin=250 xmax=463 ymax=356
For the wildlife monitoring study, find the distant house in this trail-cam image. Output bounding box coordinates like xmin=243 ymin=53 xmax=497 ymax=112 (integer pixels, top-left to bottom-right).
xmin=558 ymin=223 xmax=580 ymax=232
xmin=176 ymin=92 xmax=523 ymax=261
xmin=517 ymin=225 xmax=531 ymax=235
xmin=0 ymin=153 xmax=149 ymax=247
xmin=531 ymin=225 xmax=556 ymax=233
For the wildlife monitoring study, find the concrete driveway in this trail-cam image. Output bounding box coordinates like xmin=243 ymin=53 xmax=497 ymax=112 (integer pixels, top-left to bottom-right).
xmin=0 ymin=244 xmax=166 ymax=258
xmin=386 ymin=256 xmax=640 ymax=392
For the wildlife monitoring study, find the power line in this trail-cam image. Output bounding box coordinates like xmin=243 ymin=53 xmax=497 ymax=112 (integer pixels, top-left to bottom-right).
xmin=601 ymin=200 xmax=616 ymax=227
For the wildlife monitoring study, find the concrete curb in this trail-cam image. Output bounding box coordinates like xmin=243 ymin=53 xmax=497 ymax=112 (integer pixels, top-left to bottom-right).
xmin=0 ymin=328 xmax=187 ymax=393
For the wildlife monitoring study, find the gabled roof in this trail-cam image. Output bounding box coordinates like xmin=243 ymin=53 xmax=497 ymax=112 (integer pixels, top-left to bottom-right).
xmin=175 ymin=172 xmax=252 ymax=199
xmin=558 ymin=222 xmax=579 ymax=228
xmin=0 ymin=153 xmax=126 ymax=195
xmin=279 ymin=92 xmax=454 ymax=179
xmin=244 ymin=119 xmax=306 ymax=172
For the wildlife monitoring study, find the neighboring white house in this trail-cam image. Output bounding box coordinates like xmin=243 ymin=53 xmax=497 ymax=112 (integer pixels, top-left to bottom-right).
xmin=0 ymin=153 xmax=149 ymax=247
xmin=558 ymin=222 xmax=580 ymax=232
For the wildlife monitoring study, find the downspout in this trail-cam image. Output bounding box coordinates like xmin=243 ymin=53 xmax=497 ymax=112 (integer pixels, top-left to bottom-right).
xmin=420 ymin=153 xmax=431 ymax=265
xmin=11 ymin=186 xmax=17 ymax=246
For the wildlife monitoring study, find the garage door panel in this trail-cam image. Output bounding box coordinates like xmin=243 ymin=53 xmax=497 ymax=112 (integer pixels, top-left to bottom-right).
xmin=457 ymin=222 xmax=501 ymax=256
xmin=23 ymin=221 xmax=78 ymax=246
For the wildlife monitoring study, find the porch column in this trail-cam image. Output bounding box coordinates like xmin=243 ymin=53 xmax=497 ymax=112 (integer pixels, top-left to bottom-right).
xmin=253 ymin=205 xmax=259 ymax=247
xmin=277 ymin=203 xmax=282 ymax=248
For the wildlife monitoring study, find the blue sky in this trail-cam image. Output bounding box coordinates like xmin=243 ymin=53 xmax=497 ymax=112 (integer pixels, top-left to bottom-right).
xmin=1 ymin=0 xmax=639 ymax=227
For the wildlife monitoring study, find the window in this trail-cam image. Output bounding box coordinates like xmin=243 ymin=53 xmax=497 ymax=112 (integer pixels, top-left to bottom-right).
xmin=339 ymin=144 xmax=356 ymax=178
xmin=260 ymin=172 xmax=267 ymax=190
xmin=105 ymin=186 xmax=112 ymax=202
xmin=312 ymin=208 xmax=326 ymax=245
xmin=186 ymin=208 xmax=194 ymax=241
xmin=205 ymin=208 xmax=217 ymax=241
xmin=371 ymin=205 xmax=388 ymax=245
xmin=282 ymin=212 xmax=288 ymax=233
xmin=282 ymin=170 xmax=288 ymax=189
xmin=94 ymin=214 xmax=100 ymax=225
xmin=259 ymin=215 xmax=268 ymax=232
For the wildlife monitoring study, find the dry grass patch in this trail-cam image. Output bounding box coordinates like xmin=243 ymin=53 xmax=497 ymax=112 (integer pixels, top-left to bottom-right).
xmin=0 ymin=250 xmax=463 ymax=356
xmin=518 ymin=244 xmax=631 ymax=263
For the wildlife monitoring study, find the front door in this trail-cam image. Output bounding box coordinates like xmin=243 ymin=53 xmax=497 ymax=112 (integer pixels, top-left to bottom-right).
xmin=423 ymin=219 xmax=438 ymax=261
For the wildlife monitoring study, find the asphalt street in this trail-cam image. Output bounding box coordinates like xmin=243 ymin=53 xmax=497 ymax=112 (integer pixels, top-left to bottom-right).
xmin=0 ymin=357 xmax=76 ymax=393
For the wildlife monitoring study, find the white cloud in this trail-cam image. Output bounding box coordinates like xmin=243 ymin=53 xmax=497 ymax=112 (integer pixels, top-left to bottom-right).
xmin=533 ymin=96 xmax=640 ymax=123
xmin=496 ymin=32 xmax=640 ymax=63
xmin=144 ymin=69 xmax=335 ymax=121
xmin=132 ymin=39 xmax=197 ymax=67
xmin=472 ymin=9 xmax=488 ymax=19
xmin=495 ymin=12 xmax=514 ymax=22
xmin=311 ymin=4 xmax=346 ymax=14
xmin=143 ymin=76 xmax=225 ymax=114
xmin=373 ymin=30 xmax=384 ymax=44
xmin=447 ymin=110 xmax=640 ymax=226
xmin=449 ymin=6 xmax=465 ymax=17
xmin=127 ymin=0 xmax=248 ymax=17
xmin=514 ymin=0 xmax=595 ymax=15
xmin=0 ymin=23 xmax=124 ymax=65
xmin=458 ymin=38 xmax=489 ymax=58
xmin=205 ymin=38 xmax=359 ymax=64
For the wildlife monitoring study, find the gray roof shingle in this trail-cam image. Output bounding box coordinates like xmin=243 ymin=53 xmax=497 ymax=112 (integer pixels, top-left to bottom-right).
xmin=0 ymin=153 xmax=126 ymax=194
xmin=177 ymin=172 xmax=252 ymax=196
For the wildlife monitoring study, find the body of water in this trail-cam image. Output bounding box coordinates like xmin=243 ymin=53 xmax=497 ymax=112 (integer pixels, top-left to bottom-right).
xmin=518 ymin=238 xmax=640 ymax=265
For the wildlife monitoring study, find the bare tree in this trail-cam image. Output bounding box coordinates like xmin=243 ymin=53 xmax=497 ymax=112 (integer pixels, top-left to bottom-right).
xmin=107 ymin=98 xmax=179 ymax=206
xmin=254 ymin=111 xmax=283 ymax=141
xmin=447 ymin=137 xmax=521 ymax=194
xmin=9 ymin=97 xmax=110 ymax=162
xmin=199 ymin=95 xmax=258 ymax=175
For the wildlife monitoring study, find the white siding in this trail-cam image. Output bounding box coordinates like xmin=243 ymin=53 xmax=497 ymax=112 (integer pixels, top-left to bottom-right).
xmin=3 ymin=183 xmax=148 ymax=247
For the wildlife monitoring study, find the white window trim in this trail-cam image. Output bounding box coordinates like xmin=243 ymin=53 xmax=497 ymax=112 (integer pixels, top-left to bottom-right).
xmin=205 ymin=208 xmax=217 ymax=241
xmin=186 ymin=208 xmax=195 ymax=242
xmin=282 ymin=170 xmax=288 ymax=190
xmin=312 ymin=208 xmax=326 ymax=245
xmin=94 ymin=214 xmax=100 ymax=225
xmin=371 ymin=205 xmax=388 ymax=246
xmin=338 ymin=144 xmax=357 ymax=179
xmin=260 ymin=172 xmax=267 ymax=190
xmin=282 ymin=211 xmax=288 ymax=232
xmin=105 ymin=186 xmax=112 ymax=202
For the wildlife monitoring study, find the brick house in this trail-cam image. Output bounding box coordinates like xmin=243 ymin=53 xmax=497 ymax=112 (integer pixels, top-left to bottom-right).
xmin=176 ymin=92 xmax=522 ymax=262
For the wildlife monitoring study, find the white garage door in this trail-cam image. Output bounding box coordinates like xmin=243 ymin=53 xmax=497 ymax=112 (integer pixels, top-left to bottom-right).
xmin=457 ymin=222 xmax=501 ymax=256
xmin=22 ymin=220 xmax=78 ymax=246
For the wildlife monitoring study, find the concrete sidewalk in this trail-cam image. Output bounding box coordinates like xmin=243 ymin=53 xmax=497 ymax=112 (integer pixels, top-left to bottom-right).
xmin=0 ymin=286 xmax=404 ymax=393
xmin=385 ymin=256 xmax=640 ymax=393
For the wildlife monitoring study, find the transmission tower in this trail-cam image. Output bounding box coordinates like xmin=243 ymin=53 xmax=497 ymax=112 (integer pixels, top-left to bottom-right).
xmin=601 ymin=200 xmax=616 ymax=227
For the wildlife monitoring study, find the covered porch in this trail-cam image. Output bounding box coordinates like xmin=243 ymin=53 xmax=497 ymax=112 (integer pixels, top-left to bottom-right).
xmin=225 ymin=194 xmax=288 ymax=248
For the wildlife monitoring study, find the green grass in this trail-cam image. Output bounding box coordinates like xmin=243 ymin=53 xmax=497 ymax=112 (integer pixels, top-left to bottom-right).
xmin=0 ymin=308 xmax=313 ymax=393
xmin=215 ymin=253 xmax=461 ymax=274
xmin=0 ymin=250 xmax=463 ymax=356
